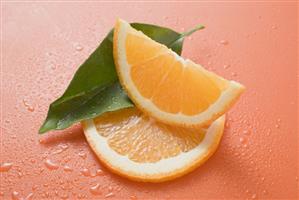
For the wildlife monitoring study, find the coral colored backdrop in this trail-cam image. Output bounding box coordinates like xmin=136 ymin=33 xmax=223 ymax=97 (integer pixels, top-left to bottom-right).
xmin=1 ymin=2 xmax=298 ymax=199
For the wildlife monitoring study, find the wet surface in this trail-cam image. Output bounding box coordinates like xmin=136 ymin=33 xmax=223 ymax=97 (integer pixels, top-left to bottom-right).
xmin=1 ymin=2 xmax=298 ymax=199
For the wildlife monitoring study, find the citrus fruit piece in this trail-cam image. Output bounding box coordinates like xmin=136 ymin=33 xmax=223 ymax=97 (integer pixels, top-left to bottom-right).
xmin=82 ymin=108 xmax=225 ymax=182
xmin=113 ymin=19 xmax=245 ymax=127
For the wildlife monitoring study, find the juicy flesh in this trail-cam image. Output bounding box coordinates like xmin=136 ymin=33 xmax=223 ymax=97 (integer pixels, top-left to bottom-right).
xmin=94 ymin=108 xmax=206 ymax=163
xmin=126 ymin=30 xmax=229 ymax=115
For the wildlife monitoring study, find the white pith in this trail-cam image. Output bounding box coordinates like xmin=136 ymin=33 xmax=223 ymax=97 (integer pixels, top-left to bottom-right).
xmin=116 ymin=19 xmax=244 ymax=126
xmin=83 ymin=116 xmax=224 ymax=177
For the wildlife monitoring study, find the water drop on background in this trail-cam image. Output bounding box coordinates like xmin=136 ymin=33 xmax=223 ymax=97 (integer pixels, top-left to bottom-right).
xmin=90 ymin=183 xmax=101 ymax=195
xmin=38 ymin=139 xmax=45 ymax=144
xmin=105 ymin=192 xmax=114 ymax=198
xmin=96 ymin=169 xmax=104 ymax=176
xmin=239 ymin=137 xmax=245 ymax=143
xmin=17 ymin=172 xmax=23 ymax=178
xmin=44 ymin=159 xmax=59 ymax=170
xmin=60 ymin=193 xmax=69 ymax=199
xmin=32 ymin=185 xmax=38 ymax=191
xmin=0 ymin=162 xmax=13 ymax=172
xmin=63 ymin=165 xmax=73 ymax=172
xmin=12 ymin=191 xmax=20 ymax=200
xmin=223 ymin=64 xmax=230 ymax=69
xmin=22 ymin=99 xmax=35 ymax=112
xmin=219 ymin=40 xmax=229 ymax=45
xmin=231 ymin=72 xmax=237 ymax=77
xmin=74 ymin=43 xmax=84 ymax=51
xmin=26 ymin=193 xmax=34 ymax=200
xmin=78 ymin=152 xmax=87 ymax=159
xmin=80 ymin=168 xmax=91 ymax=177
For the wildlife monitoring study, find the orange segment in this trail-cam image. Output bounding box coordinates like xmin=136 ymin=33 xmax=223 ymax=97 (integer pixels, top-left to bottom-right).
xmin=113 ymin=19 xmax=245 ymax=127
xmin=125 ymin=33 xmax=167 ymax=66
xmin=95 ymin=108 xmax=205 ymax=162
xmin=131 ymin=53 xmax=174 ymax=98
xmin=82 ymin=108 xmax=225 ymax=182
xmin=151 ymin=58 xmax=184 ymax=113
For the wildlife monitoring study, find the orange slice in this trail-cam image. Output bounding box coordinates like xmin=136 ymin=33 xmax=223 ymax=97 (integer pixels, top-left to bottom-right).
xmin=82 ymin=108 xmax=225 ymax=182
xmin=113 ymin=19 xmax=245 ymax=127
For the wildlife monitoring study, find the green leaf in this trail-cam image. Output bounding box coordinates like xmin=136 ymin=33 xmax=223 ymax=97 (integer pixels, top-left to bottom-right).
xmin=39 ymin=22 xmax=204 ymax=134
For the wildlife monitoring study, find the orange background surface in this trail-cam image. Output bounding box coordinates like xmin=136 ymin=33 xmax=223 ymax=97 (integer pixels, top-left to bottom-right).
xmin=1 ymin=2 xmax=298 ymax=200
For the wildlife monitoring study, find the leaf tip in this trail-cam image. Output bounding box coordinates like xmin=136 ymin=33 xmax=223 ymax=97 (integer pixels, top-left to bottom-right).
xmin=182 ymin=24 xmax=205 ymax=38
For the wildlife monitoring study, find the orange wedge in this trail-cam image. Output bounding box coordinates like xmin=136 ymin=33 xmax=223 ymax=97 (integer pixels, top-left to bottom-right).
xmin=113 ymin=19 xmax=245 ymax=127
xmin=82 ymin=108 xmax=225 ymax=182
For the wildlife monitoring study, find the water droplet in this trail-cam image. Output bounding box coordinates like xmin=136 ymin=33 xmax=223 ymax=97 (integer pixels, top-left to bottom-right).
xmin=22 ymin=99 xmax=35 ymax=112
xmin=60 ymin=144 xmax=69 ymax=149
xmin=44 ymin=159 xmax=59 ymax=170
xmin=32 ymin=185 xmax=38 ymax=190
xmin=295 ymin=176 xmax=298 ymax=181
xmin=77 ymin=194 xmax=86 ymax=199
xmin=130 ymin=195 xmax=138 ymax=200
xmin=245 ymin=189 xmax=249 ymax=193
xmin=90 ymin=183 xmax=101 ymax=195
xmin=231 ymin=72 xmax=237 ymax=77
xmin=271 ymin=25 xmax=277 ymax=30
xmin=108 ymin=186 xmax=113 ymax=192
xmin=17 ymin=172 xmax=23 ymax=178
xmin=251 ymin=194 xmax=257 ymax=199
xmin=105 ymin=192 xmax=114 ymax=198
xmin=0 ymin=192 xmax=4 ymax=196
xmin=262 ymin=190 xmax=267 ymax=194
xmin=0 ymin=162 xmax=13 ymax=172
xmin=223 ymin=64 xmax=230 ymax=69
xmin=239 ymin=137 xmax=246 ymax=144
xmin=52 ymin=144 xmax=69 ymax=154
xmin=96 ymin=169 xmax=104 ymax=176
xmin=60 ymin=193 xmax=69 ymax=199
xmin=78 ymin=152 xmax=87 ymax=159
xmin=219 ymin=40 xmax=229 ymax=45
xmin=275 ymin=124 xmax=280 ymax=129
xmin=63 ymin=165 xmax=73 ymax=172
xmin=12 ymin=191 xmax=20 ymax=200
xmin=38 ymin=139 xmax=45 ymax=144
xmin=25 ymin=193 xmax=34 ymax=200
xmin=80 ymin=168 xmax=91 ymax=176
xmin=277 ymin=118 xmax=281 ymax=122
xmin=41 ymin=192 xmax=49 ymax=198
xmin=74 ymin=43 xmax=83 ymax=51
